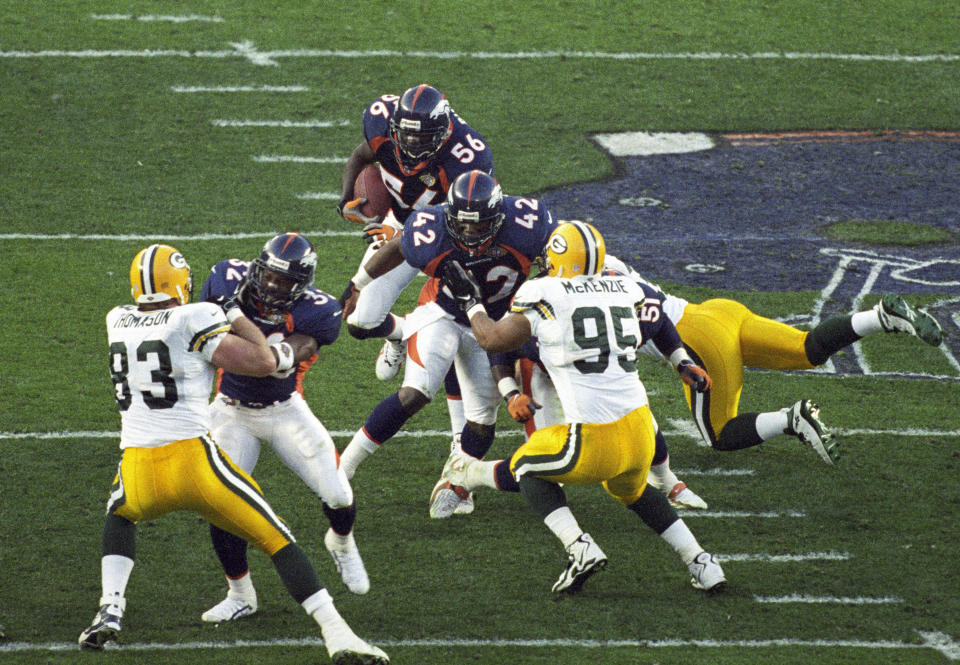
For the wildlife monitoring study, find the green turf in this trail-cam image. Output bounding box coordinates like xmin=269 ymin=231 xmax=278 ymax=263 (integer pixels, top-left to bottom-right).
xmin=1 ymin=3 xmax=958 ymax=664
xmin=822 ymin=220 xmax=956 ymax=246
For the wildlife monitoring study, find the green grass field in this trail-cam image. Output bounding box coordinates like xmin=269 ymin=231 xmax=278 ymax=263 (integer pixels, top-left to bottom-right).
xmin=1 ymin=3 xmax=958 ymax=664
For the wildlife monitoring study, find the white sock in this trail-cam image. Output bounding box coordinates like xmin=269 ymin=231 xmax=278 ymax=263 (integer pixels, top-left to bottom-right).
xmin=340 ymin=430 xmax=379 ymax=479
xmin=226 ymin=570 xmax=255 ymax=597
xmin=543 ymin=506 xmax=583 ymax=549
xmin=101 ymin=554 xmax=134 ymax=608
xmin=648 ymin=455 xmax=680 ymax=490
xmin=386 ymin=314 xmax=404 ymax=342
xmin=304 ymin=589 xmax=358 ymax=645
xmin=756 ymin=409 xmax=791 ymax=441
xmin=851 ymin=309 xmax=883 ymax=336
xmin=659 ymin=520 xmax=703 ymax=565
xmin=463 ymin=459 xmax=500 ymax=490
xmin=447 ymin=398 xmax=466 ymax=438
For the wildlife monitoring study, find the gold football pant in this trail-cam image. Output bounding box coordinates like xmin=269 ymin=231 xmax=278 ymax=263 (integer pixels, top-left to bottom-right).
xmin=676 ymin=298 xmax=814 ymax=445
xmin=509 ymin=406 xmax=656 ymax=506
xmin=106 ymin=435 xmax=295 ymax=556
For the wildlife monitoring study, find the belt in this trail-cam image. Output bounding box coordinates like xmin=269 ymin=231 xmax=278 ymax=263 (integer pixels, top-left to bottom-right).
xmin=219 ymin=394 xmax=292 ymax=409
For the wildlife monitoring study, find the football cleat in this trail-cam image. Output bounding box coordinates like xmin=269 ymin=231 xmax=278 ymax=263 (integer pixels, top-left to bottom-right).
xmin=324 ymin=529 xmax=370 ymax=595
xmin=374 ymin=339 xmax=404 ymax=381
xmin=876 ymin=294 xmax=943 ymax=347
xmin=78 ymin=603 xmax=123 ymax=650
xmin=553 ymin=533 xmax=608 ymax=594
xmin=688 ymin=551 xmax=727 ymax=593
xmin=201 ymin=591 xmax=258 ymax=623
xmin=453 ymin=491 xmax=475 ymax=515
xmin=667 ymin=482 xmax=708 ymax=510
xmin=323 ymin=626 xmax=390 ymax=665
xmin=429 ymin=477 xmax=470 ymax=519
xmin=789 ymin=399 xmax=840 ymax=465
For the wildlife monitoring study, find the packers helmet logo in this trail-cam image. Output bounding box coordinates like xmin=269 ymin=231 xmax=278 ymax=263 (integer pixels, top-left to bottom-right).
xmin=169 ymin=251 xmax=187 ymax=269
xmin=549 ymin=234 xmax=568 ymax=254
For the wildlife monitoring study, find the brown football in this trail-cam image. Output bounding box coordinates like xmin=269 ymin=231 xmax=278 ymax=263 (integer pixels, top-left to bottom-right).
xmin=353 ymin=164 xmax=392 ymax=220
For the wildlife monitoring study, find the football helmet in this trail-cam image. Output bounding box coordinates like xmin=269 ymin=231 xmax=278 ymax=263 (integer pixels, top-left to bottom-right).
xmin=445 ymin=170 xmax=504 ymax=255
xmin=130 ymin=244 xmax=192 ymax=305
xmin=389 ymin=84 xmax=453 ymax=173
xmin=545 ymin=220 xmax=606 ymax=278
xmin=245 ymin=232 xmax=317 ymax=317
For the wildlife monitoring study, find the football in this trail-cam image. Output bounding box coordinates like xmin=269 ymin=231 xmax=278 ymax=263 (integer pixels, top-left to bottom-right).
xmin=353 ymin=164 xmax=392 ymax=221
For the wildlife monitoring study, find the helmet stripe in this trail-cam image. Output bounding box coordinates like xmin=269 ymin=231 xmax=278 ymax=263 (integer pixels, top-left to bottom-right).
xmin=140 ymin=244 xmax=158 ymax=296
xmin=410 ymin=83 xmax=427 ymax=107
xmin=571 ymin=221 xmax=598 ymax=275
xmin=280 ymin=232 xmax=297 ymax=252
xmin=465 ymin=171 xmax=478 ymax=202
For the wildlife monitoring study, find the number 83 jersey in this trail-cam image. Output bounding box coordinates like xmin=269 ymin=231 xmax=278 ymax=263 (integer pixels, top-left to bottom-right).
xmin=511 ymin=274 xmax=668 ymax=424
xmin=106 ymin=302 xmax=230 ymax=449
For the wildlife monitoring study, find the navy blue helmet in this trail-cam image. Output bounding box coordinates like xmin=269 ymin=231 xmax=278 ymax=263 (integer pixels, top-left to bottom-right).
xmin=245 ymin=232 xmax=317 ymax=315
xmin=445 ymin=171 xmax=504 ymax=254
xmin=389 ymin=84 xmax=453 ymax=173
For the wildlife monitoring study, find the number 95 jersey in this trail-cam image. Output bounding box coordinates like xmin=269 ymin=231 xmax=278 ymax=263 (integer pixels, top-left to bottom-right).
xmin=511 ymin=274 xmax=669 ymax=424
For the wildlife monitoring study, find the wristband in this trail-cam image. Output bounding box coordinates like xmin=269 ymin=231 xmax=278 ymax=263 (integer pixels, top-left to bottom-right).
xmin=669 ymin=347 xmax=693 ymax=370
xmin=225 ymin=307 xmax=244 ymax=324
xmin=466 ymin=302 xmax=486 ymax=319
xmin=497 ymin=377 xmax=521 ymax=399
xmin=351 ymin=265 xmax=374 ymax=290
xmin=502 ymin=389 xmax=521 ymax=406
xmin=270 ymin=342 xmax=296 ymax=372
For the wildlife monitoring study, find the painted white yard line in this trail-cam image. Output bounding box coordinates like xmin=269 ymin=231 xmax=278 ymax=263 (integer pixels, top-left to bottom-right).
xmin=719 ymin=552 xmax=851 ymax=562
xmin=684 ymin=510 xmax=806 ymax=518
xmin=295 ymin=192 xmax=344 ymax=200
xmin=2 ymin=47 xmax=957 ymax=64
xmin=253 ymin=154 xmax=347 ymax=163
xmin=754 ymin=594 xmax=903 ymax=604
xmin=3 ymin=632 xmax=955 ymax=660
xmin=90 ymin=14 xmax=224 ymax=23
xmin=211 ymin=119 xmax=350 ymax=128
xmin=5 ymin=426 xmax=960 ymax=441
xmin=172 ymin=85 xmax=308 ymax=93
xmin=674 ymin=467 xmax=755 ymax=476
xmin=0 ymin=231 xmax=358 ymax=241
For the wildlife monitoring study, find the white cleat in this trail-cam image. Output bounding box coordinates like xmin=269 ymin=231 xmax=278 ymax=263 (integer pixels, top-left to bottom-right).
xmin=429 ymin=477 xmax=470 ymax=519
xmin=688 ymin=551 xmax=727 ymax=593
xmin=324 ymin=627 xmax=390 ymax=665
xmin=78 ymin=602 xmax=123 ymax=650
xmin=788 ymin=399 xmax=840 ymax=465
xmin=667 ymin=482 xmax=708 ymax=510
xmin=201 ymin=591 xmax=258 ymax=623
xmin=553 ymin=533 xmax=608 ymax=594
xmin=374 ymin=339 xmax=404 ymax=381
xmin=324 ymin=529 xmax=370 ymax=595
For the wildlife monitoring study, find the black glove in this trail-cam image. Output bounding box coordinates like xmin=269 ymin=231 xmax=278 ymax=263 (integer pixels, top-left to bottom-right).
xmin=338 ymin=281 xmax=357 ymax=308
xmin=440 ymin=260 xmax=483 ymax=313
xmin=677 ymin=359 xmax=711 ymax=393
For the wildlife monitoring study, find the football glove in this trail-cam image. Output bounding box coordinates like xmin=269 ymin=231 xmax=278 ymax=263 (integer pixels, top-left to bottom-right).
xmin=362 ymin=222 xmax=398 ymax=250
xmin=504 ymin=391 xmax=541 ymax=423
xmin=440 ymin=260 xmax=483 ymax=313
xmin=337 ymin=196 xmax=381 ymax=225
xmin=677 ymin=359 xmax=711 ymax=393
xmin=337 ymin=282 xmax=360 ymax=318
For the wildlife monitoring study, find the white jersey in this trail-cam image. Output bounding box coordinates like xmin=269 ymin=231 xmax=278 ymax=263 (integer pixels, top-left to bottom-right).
xmin=106 ymin=302 xmax=230 ymax=449
xmin=603 ymin=254 xmax=689 ymax=362
xmin=511 ymin=273 xmax=650 ymax=423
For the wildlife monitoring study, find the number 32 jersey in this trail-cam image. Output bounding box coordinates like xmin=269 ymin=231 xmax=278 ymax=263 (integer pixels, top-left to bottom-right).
xmin=511 ymin=275 xmax=676 ymax=424
xmin=106 ymin=303 xmax=230 ymax=449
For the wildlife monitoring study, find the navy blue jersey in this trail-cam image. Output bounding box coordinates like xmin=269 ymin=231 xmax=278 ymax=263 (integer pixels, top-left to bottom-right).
xmin=401 ymin=195 xmax=556 ymax=325
xmin=201 ymin=259 xmax=341 ymax=404
xmin=361 ymin=94 xmax=494 ymax=218
xmin=633 ymin=281 xmax=684 ymax=356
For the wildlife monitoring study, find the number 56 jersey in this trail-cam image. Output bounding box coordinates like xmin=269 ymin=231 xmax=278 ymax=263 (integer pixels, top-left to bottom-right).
xmin=106 ymin=302 xmax=230 ymax=449
xmin=511 ymin=274 xmax=670 ymax=424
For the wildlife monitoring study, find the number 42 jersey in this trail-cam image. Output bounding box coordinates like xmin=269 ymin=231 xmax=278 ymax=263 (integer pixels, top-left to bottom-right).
xmin=106 ymin=302 xmax=230 ymax=449
xmin=510 ymin=274 xmax=672 ymax=424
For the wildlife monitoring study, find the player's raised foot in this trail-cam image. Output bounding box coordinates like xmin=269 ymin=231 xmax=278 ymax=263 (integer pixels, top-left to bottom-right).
xmin=552 ymin=533 xmax=608 ymax=594
xmin=374 ymin=339 xmax=404 ymax=381
xmin=324 ymin=529 xmax=370 ymax=595
xmin=429 ymin=477 xmax=470 ymax=519
xmin=688 ymin=551 xmax=727 ymax=593
xmin=324 ymin=627 xmax=389 ymax=665
xmin=788 ymin=399 xmax=840 ymax=465
xmin=78 ymin=602 xmax=123 ymax=650
xmin=201 ymin=590 xmax=258 ymax=623
xmin=876 ymin=294 xmax=943 ymax=347
xmin=667 ymin=482 xmax=708 ymax=510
